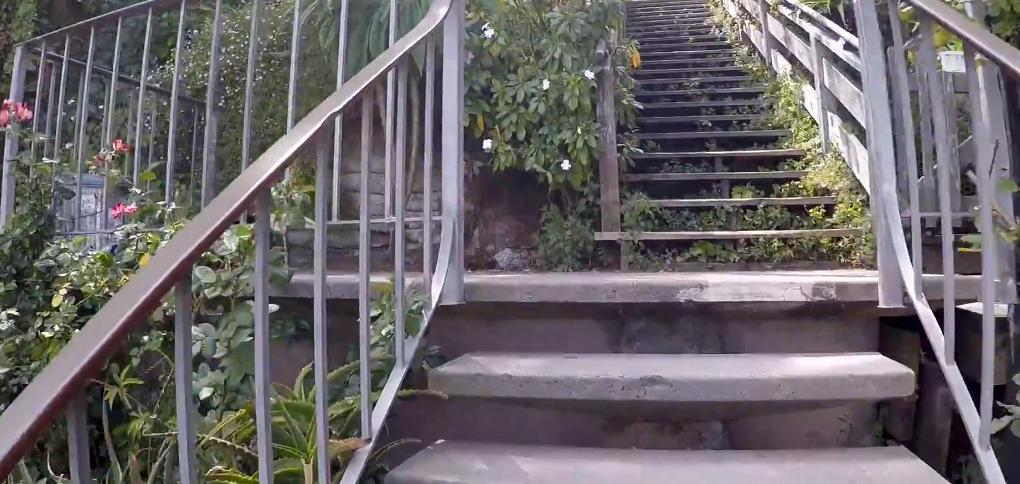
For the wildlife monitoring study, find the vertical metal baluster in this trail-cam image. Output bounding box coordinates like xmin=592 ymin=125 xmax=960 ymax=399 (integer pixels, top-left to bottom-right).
xmin=125 ymin=91 xmax=136 ymax=177
xmin=852 ymin=0 xmax=901 ymax=308
xmin=332 ymin=0 xmax=351 ymax=221
xmin=918 ymin=17 xmax=956 ymax=363
xmin=66 ymin=393 xmax=91 ymax=484
xmin=287 ymin=0 xmax=302 ymax=134
xmin=422 ymin=37 xmax=435 ymax=299
xmin=74 ymin=28 xmax=96 ymax=233
xmin=104 ymin=19 xmax=122 ymax=148
xmin=148 ymin=105 xmax=157 ymax=179
xmin=394 ymin=60 xmax=408 ymax=365
xmin=166 ymin=1 xmax=189 ymax=203
xmin=254 ymin=189 xmax=275 ymax=484
xmin=358 ymin=94 xmax=374 ymax=441
xmin=189 ymin=109 xmax=200 ymax=208
xmin=30 ymin=42 xmax=47 ymax=161
xmin=313 ymin=132 xmax=330 ymax=484
xmin=202 ymin=0 xmax=224 ymax=206
xmin=885 ymin=0 xmax=922 ymax=293
xmin=174 ymin=280 xmax=197 ymax=484
xmin=55 ymin=37 xmax=71 ymax=161
xmin=241 ymin=0 xmax=260 ymax=171
xmin=963 ymin=44 xmax=997 ymax=449
xmin=0 ymin=45 xmax=27 ymax=231
xmin=384 ymin=0 xmax=398 ymax=219
xmin=134 ymin=9 xmax=153 ymax=186
xmin=71 ymin=74 xmax=85 ymax=166
xmin=441 ymin=0 xmax=465 ymax=304
xmin=45 ymin=60 xmax=57 ymax=158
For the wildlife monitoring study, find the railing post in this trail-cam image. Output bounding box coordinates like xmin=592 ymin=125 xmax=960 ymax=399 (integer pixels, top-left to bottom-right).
xmin=0 ymin=45 xmax=28 ymax=232
xmin=853 ymin=0 xmax=904 ymax=307
xmin=809 ymin=34 xmax=835 ymax=153
xmin=596 ymin=35 xmax=621 ymax=235
xmin=440 ymin=0 xmax=465 ymax=304
xmin=757 ymin=0 xmax=775 ymax=72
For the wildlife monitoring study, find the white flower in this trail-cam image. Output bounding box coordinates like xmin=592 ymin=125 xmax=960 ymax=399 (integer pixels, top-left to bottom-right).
xmin=583 ymin=69 xmax=596 ymax=80
xmin=482 ymin=27 xmax=495 ymax=39
xmin=465 ymin=51 xmax=474 ymax=64
xmin=482 ymin=139 xmax=494 ymax=152
xmin=560 ymin=159 xmax=572 ymax=171
xmin=542 ymin=79 xmax=551 ymax=91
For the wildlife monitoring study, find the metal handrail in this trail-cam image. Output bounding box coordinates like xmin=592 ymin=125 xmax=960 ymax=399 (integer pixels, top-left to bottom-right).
xmin=905 ymin=0 xmax=1020 ymax=79
xmin=0 ymin=0 xmax=455 ymax=476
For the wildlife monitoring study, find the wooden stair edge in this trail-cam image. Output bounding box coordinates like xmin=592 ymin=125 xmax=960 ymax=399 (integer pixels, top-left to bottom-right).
xmin=595 ymin=228 xmax=864 ymax=241
xmin=624 ymin=170 xmax=808 ymax=181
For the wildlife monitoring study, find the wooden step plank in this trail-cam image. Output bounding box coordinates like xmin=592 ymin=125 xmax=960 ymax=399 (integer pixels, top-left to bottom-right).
xmin=636 ymin=113 xmax=769 ymax=123
xmin=635 ymin=66 xmax=747 ymax=76
xmin=636 ymin=129 xmax=790 ymax=140
xmin=633 ymin=28 xmax=718 ymax=38
xmin=641 ymin=49 xmax=737 ymax=58
xmin=625 ymin=170 xmax=807 ymax=181
xmin=635 ymin=86 xmax=765 ymax=97
xmin=630 ymin=148 xmax=806 ymax=159
xmin=647 ymin=196 xmax=834 ymax=207
xmin=629 ymin=19 xmax=715 ymax=28
xmin=638 ymin=34 xmax=727 ymax=43
xmin=637 ymin=76 xmax=753 ymax=86
xmin=640 ymin=99 xmax=767 ymax=109
xmin=595 ymin=228 xmax=862 ymax=241
xmin=639 ymin=42 xmax=733 ymax=52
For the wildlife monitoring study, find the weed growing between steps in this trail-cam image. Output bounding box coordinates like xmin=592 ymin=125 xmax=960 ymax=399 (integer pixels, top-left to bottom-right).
xmin=618 ymin=0 xmax=874 ymax=269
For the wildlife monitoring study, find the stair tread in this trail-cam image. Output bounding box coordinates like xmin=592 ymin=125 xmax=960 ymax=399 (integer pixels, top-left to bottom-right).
xmin=635 ymin=86 xmax=764 ymax=96
xmin=647 ymin=196 xmax=834 ymax=207
xmin=636 ymin=129 xmax=790 ymax=140
xmin=388 ymin=443 xmax=948 ymax=484
xmin=639 ymin=58 xmax=739 ymax=67
xmin=631 ymin=148 xmax=806 ymax=159
xmin=625 ymin=170 xmax=808 ymax=181
xmin=430 ymin=352 xmax=915 ymax=403
xmin=637 ymin=76 xmax=753 ymax=85
xmin=595 ymin=228 xmax=862 ymax=240
xmin=635 ymin=66 xmax=745 ymax=75
xmin=639 ymin=42 xmax=732 ymax=51
xmin=637 ymin=114 xmax=769 ymax=122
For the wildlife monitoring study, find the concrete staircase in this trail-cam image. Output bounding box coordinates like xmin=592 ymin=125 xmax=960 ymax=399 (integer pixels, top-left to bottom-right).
xmin=596 ymin=0 xmax=860 ymax=246
xmin=381 ymin=1 xmax=948 ymax=482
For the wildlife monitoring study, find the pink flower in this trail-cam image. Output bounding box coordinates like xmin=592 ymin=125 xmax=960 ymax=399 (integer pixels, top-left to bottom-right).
xmin=112 ymin=139 xmax=130 ymax=154
xmin=111 ymin=203 xmax=125 ymax=219
xmin=13 ymin=103 xmax=32 ymax=123
xmin=123 ymin=203 xmax=137 ymax=214
xmin=0 ymin=109 xmax=8 ymax=128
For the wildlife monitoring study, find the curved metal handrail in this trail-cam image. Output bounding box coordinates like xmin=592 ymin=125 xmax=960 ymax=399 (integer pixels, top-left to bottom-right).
xmin=905 ymin=0 xmax=1020 ymax=79
xmin=0 ymin=0 xmax=454 ymax=476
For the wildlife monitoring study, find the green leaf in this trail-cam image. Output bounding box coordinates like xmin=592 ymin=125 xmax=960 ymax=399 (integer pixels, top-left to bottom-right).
xmin=998 ymin=178 xmax=1020 ymax=194
xmin=195 ymin=266 xmax=217 ymax=284
xmin=139 ymin=170 xmax=157 ymax=183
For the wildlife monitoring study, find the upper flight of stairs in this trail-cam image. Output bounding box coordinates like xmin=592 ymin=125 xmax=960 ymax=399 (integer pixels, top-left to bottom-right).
xmin=596 ymin=0 xmax=860 ymax=246
xmin=383 ymin=1 xmax=944 ymax=482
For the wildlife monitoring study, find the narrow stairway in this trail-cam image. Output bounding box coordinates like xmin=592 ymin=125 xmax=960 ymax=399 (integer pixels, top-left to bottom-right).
xmin=382 ymin=1 xmax=946 ymax=482
xmin=596 ymin=0 xmax=860 ymax=265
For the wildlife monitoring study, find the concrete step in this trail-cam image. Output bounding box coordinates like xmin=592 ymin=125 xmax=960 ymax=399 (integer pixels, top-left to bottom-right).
xmin=644 ymin=196 xmax=835 ymax=208
xmin=637 ymin=114 xmax=769 ymax=124
xmin=635 ymin=129 xmax=790 ymax=140
xmin=430 ymin=352 xmax=914 ymax=417
xmin=631 ymin=148 xmax=805 ymax=160
xmin=625 ymin=170 xmax=807 ymax=182
xmin=388 ymin=442 xmax=948 ymax=484
xmin=635 ymin=66 xmax=745 ymax=77
xmin=635 ymin=86 xmax=765 ymax=97
xmin=595 ymin=228 xmax=862 ymax=241
xmin=638 ymin=42 xmax=733 ymax=52
xmin=640 ymin=48 xmax=736 ymax=58
xmin=637 ymin=75 xmax=753 ymax=86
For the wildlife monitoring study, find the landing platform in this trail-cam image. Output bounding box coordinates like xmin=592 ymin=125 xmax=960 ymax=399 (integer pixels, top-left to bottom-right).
xmin=275 ymin=270 xmax=979 ymax=304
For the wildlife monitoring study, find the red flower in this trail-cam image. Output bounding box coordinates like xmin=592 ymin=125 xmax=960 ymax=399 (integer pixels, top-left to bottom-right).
xmin=0 ymin=109 xmax=8 ymax=128
xmin=111 ymin=203 xmax=125 ymax=219
xmin=13 ymin=103 xmax=32 ymax=123
xmin=112 ymin=139 xmax=130 ymax=154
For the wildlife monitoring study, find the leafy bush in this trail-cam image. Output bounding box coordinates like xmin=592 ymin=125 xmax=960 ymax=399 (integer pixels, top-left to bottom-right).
xmin=534 ymin=202 xmax=598 ymax=270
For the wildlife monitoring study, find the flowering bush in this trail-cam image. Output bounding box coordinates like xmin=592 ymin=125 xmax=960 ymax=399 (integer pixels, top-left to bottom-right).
xmin=465 ymin=0 xmax=638 ymax=194
xmin=0 ymin=99 xmax=33 ymax=128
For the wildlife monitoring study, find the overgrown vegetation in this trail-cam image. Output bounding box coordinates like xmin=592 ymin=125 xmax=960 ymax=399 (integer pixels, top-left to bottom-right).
xmin=618 ymin=0 xmax=872 ymax=268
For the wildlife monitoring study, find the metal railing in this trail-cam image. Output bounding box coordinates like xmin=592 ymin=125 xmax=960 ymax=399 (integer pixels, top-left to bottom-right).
xmin=855 ymin=0 xmax=1018 ymax=481
xmin=0 ymin=0 xmax=466 ymax=483
xmin=720 ymin=0 xmax=1019 ymax=481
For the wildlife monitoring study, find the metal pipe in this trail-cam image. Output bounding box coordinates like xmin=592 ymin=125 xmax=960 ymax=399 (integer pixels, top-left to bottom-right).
xmin=73 ymin=28 xmax=96 ymax=233
xmin=394 ymin=60 xmax=408 ymax=366
xmin=0 ymin=46 xmax=27 ymax=231
xmin=287 ymin=0 xmax=302 ymax=132
xmin=66 ymin=394 xmax=91 ymax=484
xmin=134 ymin=8 xmax=154 ymax=186
xmin=31 ymin=42 xmax=47 ymax=161
xmin=241 ymin=0 xmax=260 ymax=171
xmin=166 ymin=0 xmax=189 ymax=202
xmin=103 ymin=19 xmax=122 ymax=148
xmin=201 ymin=0 xmax=224 ymax=206
xmin=253 ymin=189 xmax=274 ymax=484
xmin=358 ymin=93 xmax=374 ymax=442
xmin=173 ymin=280 xmax=197 ymax=484
xmin=422 ymin=37 xmax=435 ymax=298
xmin=54 ymin=37 xmax=71 ymax=162
xmin=384 ymin=0 xmax=399 ymax=219
xmin=332 ymin=0 xmax=351 ymax=221
xmin=313 ymin=132 xmax=330 ymax=484
xmin=440 ymin=0 xmax=465 ymax=304
xmin=45 ymin=58 xmax=57 ymax=158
